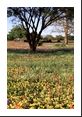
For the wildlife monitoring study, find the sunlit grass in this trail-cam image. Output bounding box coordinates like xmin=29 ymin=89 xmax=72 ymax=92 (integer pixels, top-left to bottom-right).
xmin=7 ymin=50 xmax=74 ymax=109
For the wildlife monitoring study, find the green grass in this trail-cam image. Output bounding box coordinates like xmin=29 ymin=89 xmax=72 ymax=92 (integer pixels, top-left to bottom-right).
xmin=7 ymin=49 xmax=74 ymax=109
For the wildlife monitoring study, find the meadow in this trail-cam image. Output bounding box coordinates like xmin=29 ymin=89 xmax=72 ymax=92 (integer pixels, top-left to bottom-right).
xmin=7 ymin=42 xmax=74 ymax=109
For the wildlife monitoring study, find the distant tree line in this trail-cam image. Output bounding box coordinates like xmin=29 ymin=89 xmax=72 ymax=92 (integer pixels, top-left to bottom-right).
xmin=7 ymin=25 xmax=74 ymax=44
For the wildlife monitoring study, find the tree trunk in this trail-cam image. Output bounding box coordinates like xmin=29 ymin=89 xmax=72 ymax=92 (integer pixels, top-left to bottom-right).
xmin=30 ymin=43 xmax=37 ymax=51
xmin=64 ymin=18 xmax=68 ymax=45
xmin=64 ymin=32 xmax=68 ymax=44
xmin=26 ymin=32 xmax=37 ymax=52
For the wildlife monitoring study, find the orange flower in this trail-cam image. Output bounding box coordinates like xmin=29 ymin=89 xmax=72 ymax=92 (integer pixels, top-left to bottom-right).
xmin=15 ymin=103 xmax=21 ymax=109
xmin=69 ymin=103 xmax=74 ymax=109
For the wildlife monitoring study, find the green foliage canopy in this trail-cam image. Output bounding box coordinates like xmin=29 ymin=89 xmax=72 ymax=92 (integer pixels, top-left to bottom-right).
xmin=7 ymin=25 xmax=26 ymax=40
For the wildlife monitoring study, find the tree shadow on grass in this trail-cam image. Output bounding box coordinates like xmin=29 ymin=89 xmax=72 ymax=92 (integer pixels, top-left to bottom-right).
xmin=7 ymin=48 xmax=74 ymax=56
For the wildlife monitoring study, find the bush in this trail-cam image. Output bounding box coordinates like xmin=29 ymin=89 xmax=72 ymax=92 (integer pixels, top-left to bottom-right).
xmin=38 ymin=41 xmax=43 ymax=46
xmin=68 ymin=35 xmax=74 ymax=40
xmin=7 ymin=26 xmax=26 ymax=41
xmin=7 ymin=33 xmax=14 ymax=41
xmin=42 ymin=35 xmax=55 ymax=43
xmin=55 ymin=35 xmax=64 ymax=42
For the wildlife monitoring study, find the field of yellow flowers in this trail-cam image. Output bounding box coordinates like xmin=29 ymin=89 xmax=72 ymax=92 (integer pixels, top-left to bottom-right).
xmin=7 ymin=50 xmax=74 ymax=109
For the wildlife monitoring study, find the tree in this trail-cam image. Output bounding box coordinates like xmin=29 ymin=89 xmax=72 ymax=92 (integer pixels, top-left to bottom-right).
xmin=64 ymin=18 xmax=74 ymax=44
xmin=63 ymin=7 xmax=74 ymax=44
xmin=53 ymin=7 xmax=74 ymax=44
xmin=7 ymin=25 xmax=26 ymax=40
xmin=7 ymin=7 xmax=72 ymax=51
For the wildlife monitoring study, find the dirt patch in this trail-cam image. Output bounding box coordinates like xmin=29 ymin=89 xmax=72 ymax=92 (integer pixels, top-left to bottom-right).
xmin=7 ymin=41 xmax=74 ymax=52
xmin=7 ymin=41 xmax=56 ymax=50
xmin=7 ymin=41 xmax=30 ymax=49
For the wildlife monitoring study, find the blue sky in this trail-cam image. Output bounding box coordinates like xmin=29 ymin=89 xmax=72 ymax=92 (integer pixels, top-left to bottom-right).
xmin=7 ymin=18 xmax=14 ymax=33
xmin=7 ymin=17 xmax=64 ymax=37
xmin=7 ymin=17 xmax=21 ymax=33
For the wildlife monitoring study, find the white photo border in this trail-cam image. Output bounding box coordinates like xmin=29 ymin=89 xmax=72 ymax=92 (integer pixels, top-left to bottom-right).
xmin=0 ymin=0 xmax=81 ymax=116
